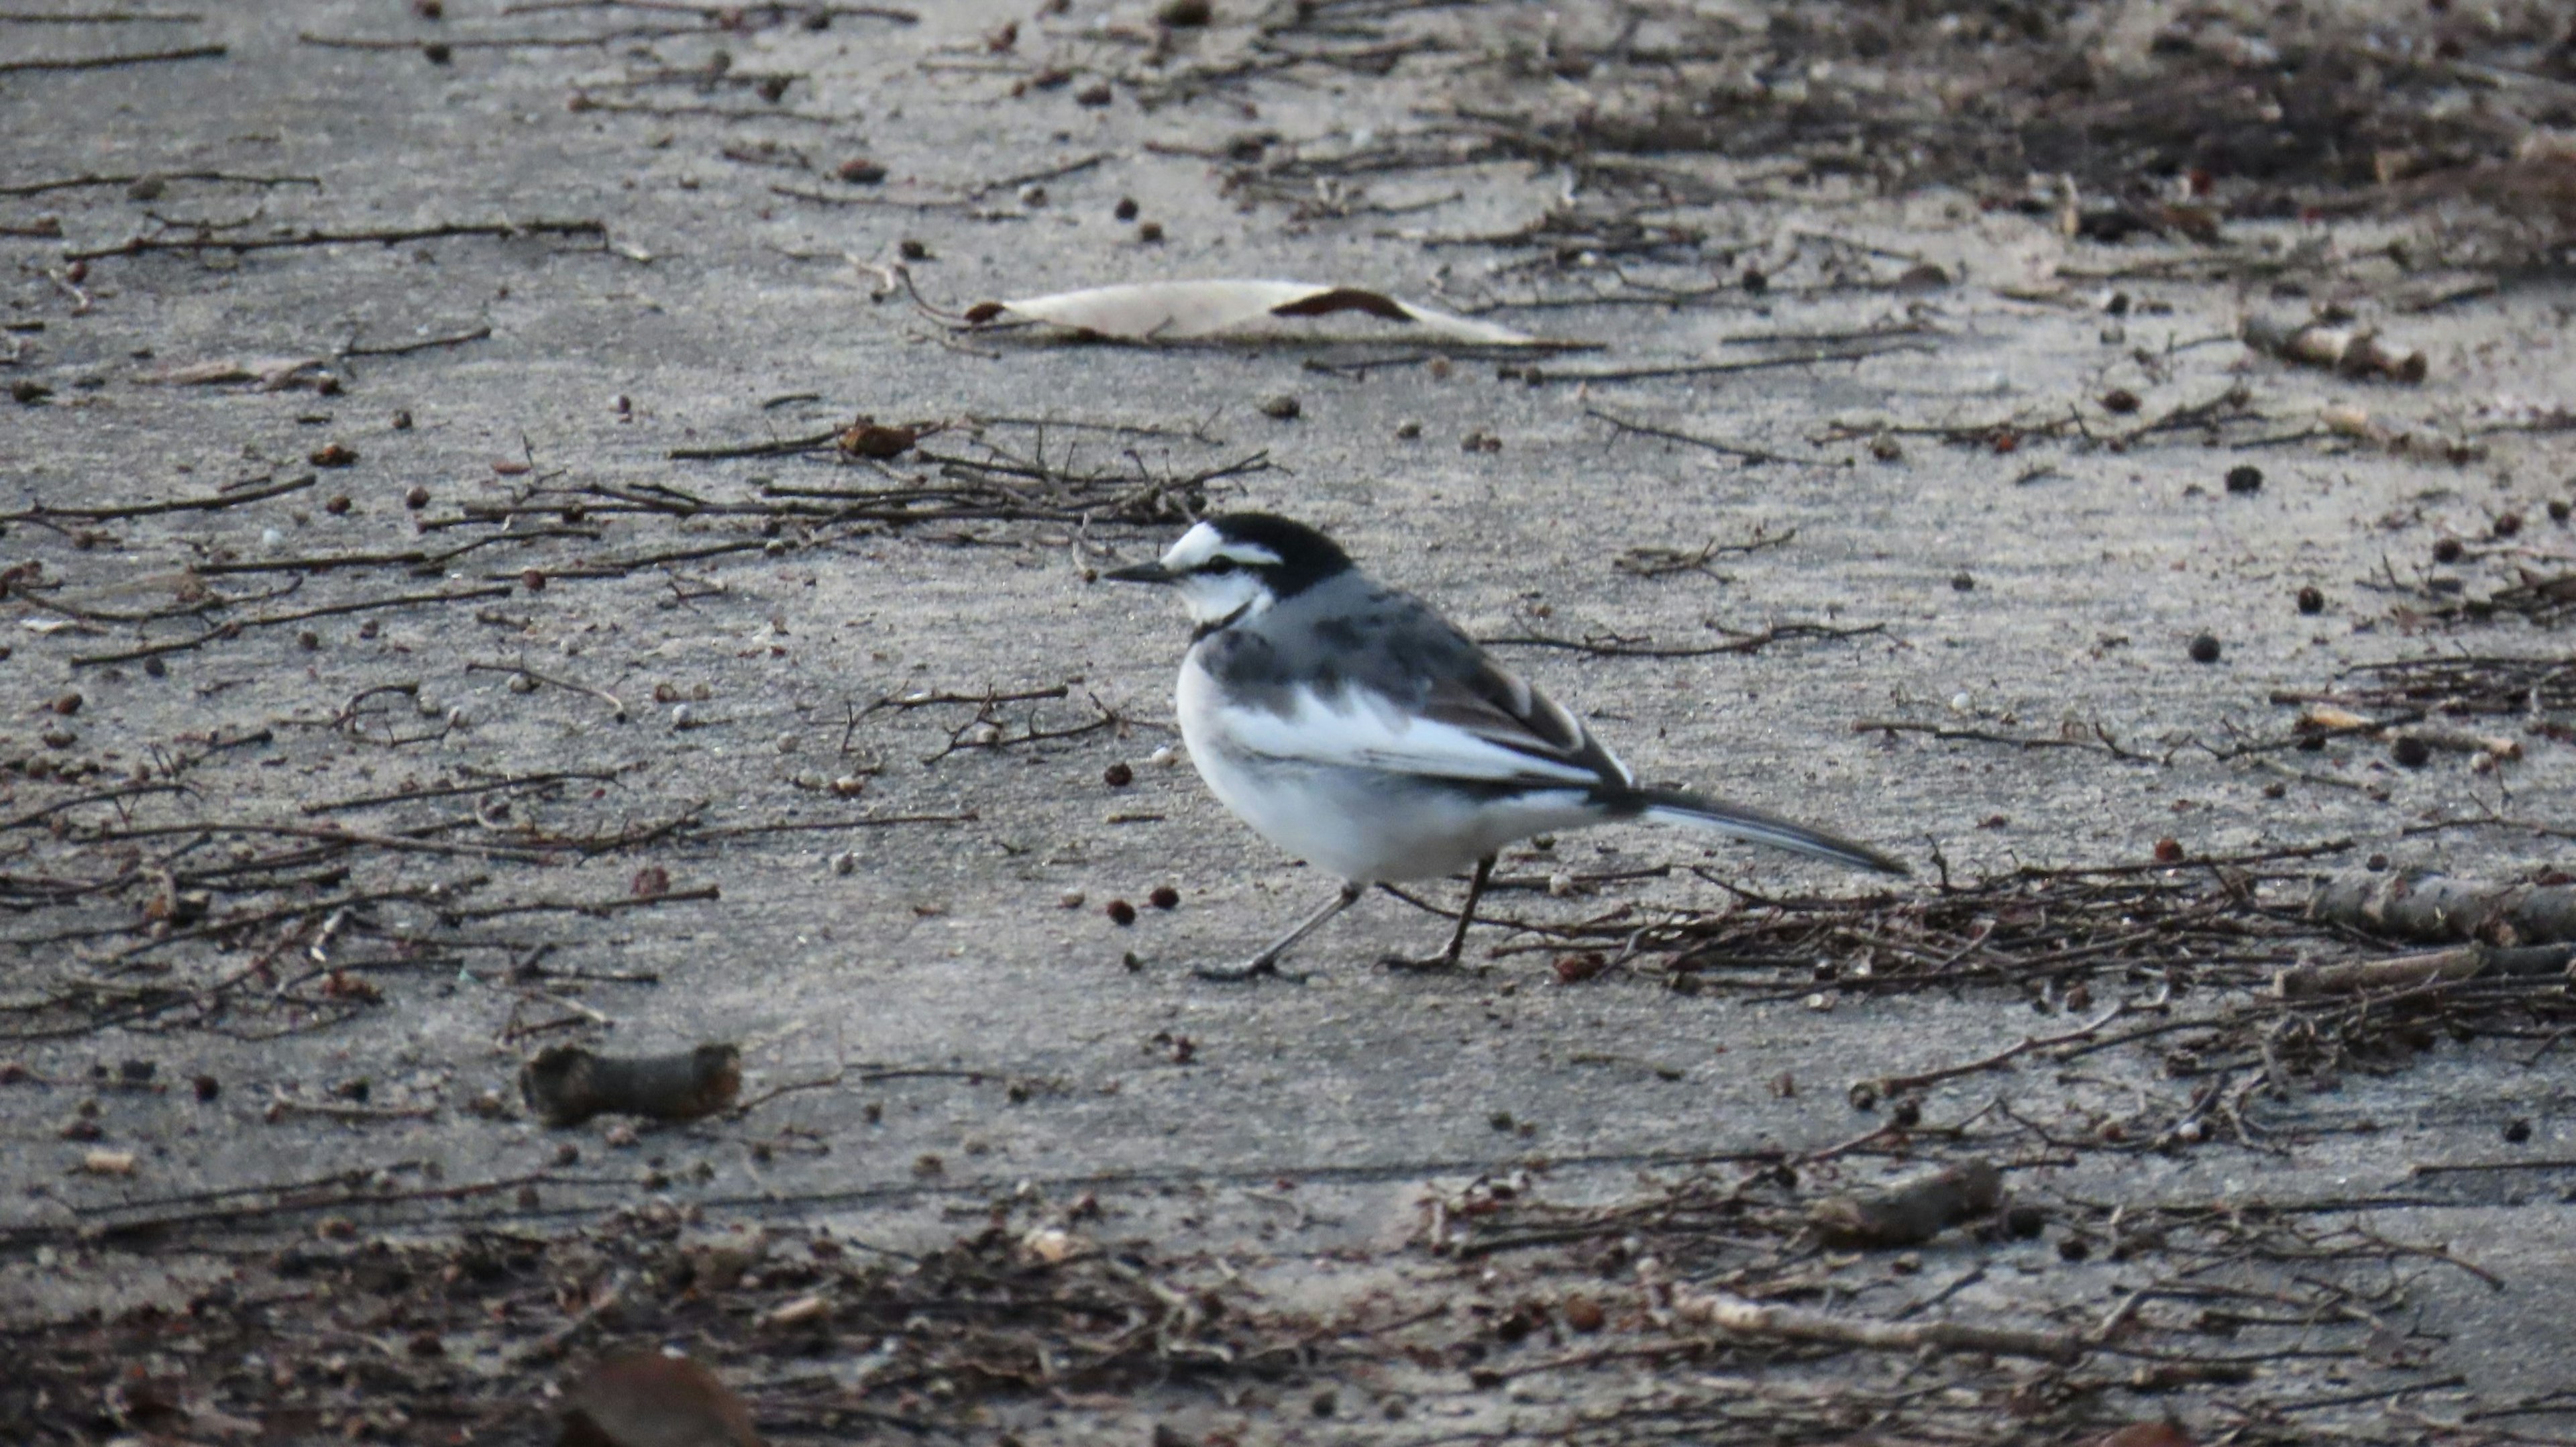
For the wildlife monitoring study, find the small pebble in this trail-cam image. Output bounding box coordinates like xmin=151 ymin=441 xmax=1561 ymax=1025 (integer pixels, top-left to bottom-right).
xmin=1148 ymin=745 xmax=1180 ymax=767
xmin=404 ymin=485 xmax=430 ymax=509
xmin=1103 ymin=761 xmax=1134 ymax=787
xmin=2549 ymin=499 xmax=2571 ymax=523
xmin=325 ymin=494 xmax=352 ymax=515
xmin=2493 ymin=511 xmax=2522 ymax=538
xmin=521 ymin=568 xmax=546 ymax=592
xmin=1395 ymin=419 xmax=1421 ymax=439
xmin=837 ymin=158 xmax=887 ymax=184
xmin=1148 ymin=886 xmax=1180 ymax=910
xmin=1114 ymin=196 xmax=1138 ymax=221
xmin=1259 ymin=394 xmax=1301 ymax=420
xmin=2188 ymin=633 xmax=2222 ymax=664
xmin=2390 ymin=735 xmax=2430 ymax=768
xmin=2100 ymin=388 xmax=2139 ymax=413
xmin=833 ymin=851 xmax=857 ymax=875
xmin=390 ymin=409 xmax=413 ymax=430
xmin=1106 ymin=899 xmax=1137 ymax=926
xmin=2432 ymin=537 xmax=2463 ymax=564
xmin=2296 ymin=584 xmax=2324 ymax=614
xmin=2224 ymin=464 xmax=2262 ymax=494
xmin=1950 ymin=572 xmax=1974 ymax=591
xmin=1136 ymin=221 xmax=1164 ymax=244
xmin=1059 ymin=890 xmax=1085 ymax=909
xmin=671 ymin=703 xmax=697 ymax=729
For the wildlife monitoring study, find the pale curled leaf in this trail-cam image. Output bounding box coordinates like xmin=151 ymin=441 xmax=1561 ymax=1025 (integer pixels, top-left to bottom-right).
xmin=972 ymin=279 xmax=1540 ymax=345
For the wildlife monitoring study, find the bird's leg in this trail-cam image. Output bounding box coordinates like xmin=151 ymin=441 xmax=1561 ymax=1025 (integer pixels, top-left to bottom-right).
xmin=1195 ymin=880 xmax=1365 ymax=983
xmin=1381 ymin=855 xmax=1495 ymax=972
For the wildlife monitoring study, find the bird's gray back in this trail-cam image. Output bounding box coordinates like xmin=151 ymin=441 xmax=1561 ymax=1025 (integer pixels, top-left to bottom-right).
xmin=1193 ymin=571 xmax=1472 ymax=716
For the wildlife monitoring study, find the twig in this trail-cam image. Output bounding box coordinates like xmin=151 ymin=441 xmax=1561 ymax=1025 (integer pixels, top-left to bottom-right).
xmin=0 ymin=42 xmax=221 ymax=71
xmin=340 ymin=324 xmax=492 ymax=358
xmin=0 ymin=170 xmax=315 ymax=197
xmin=1587 ymin=406 xmax=1813 ymax=466
xmin=67 ymin=218 xmax=608 ymax=263
xmin=1856 ymin=1000 xmax=2130 ymax=1101
xmin=1483 ymin=621 xmax=1882 ymax=658
xmin=69 ymin=584 xmax=516 ymax=667
xmin=1 ymin=472 xmax=313 ymax=523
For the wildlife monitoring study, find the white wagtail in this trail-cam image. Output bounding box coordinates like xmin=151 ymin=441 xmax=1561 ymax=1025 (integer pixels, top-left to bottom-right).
xmin=1107 ymin=513 xmax=1906 ymax=981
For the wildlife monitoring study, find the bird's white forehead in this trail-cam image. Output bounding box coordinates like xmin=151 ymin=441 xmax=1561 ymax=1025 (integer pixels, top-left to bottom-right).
xmin=1161 ymin=521 xmax=1281 ymax=571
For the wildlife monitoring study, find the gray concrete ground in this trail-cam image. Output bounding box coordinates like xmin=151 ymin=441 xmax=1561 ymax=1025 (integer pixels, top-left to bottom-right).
xmin=5 ymin=1 xmax=2576 ymax=1443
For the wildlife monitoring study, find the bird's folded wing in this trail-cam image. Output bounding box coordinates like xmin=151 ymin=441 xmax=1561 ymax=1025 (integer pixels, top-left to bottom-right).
xmin=1216 ymin=665 xmax=1617 ymax=786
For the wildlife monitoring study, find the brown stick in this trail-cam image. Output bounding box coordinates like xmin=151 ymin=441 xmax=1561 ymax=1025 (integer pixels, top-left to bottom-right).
xmin=2275 ymin=942 xmax=2574 ymax=998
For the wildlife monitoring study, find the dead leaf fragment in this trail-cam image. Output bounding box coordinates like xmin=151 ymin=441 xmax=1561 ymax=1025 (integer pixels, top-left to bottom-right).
xmin=560 ymin=1353 xmax=761 ymax=1447
xmin=971 ymin=279 xmax=1542 ymax=346
xmin=78 ymin=1148 xmax=137 ymax=1175
xmin=1808 ymin=1159 xmax=2002 ymax=1248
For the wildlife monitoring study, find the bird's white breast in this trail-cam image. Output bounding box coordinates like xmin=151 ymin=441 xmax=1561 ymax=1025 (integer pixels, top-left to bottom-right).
xmin=1174 ymin=646 xmax=1599 ymax=882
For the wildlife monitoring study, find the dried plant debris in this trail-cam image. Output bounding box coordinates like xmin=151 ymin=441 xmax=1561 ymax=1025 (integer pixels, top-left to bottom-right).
xmin=1417 ymin=1147 xmax=2494 ymax=1438
xmin=2240 ymin=314 xmax=2428 ymax=384
xmin=1503 ymin=847 xmax=2576 ymax=1085
xmin=1153 ymin=3 xmax=2575 ymax=260
xmin=963 ymin=279 xmax=1545 ymax=345
xmin=521 ymin=1043 xmax=743 ymax=1126
xmin=1807 ymin=1157 xmax=2002 ymax=1249
xmin=0 ymin=1210 xmax=1275 ymax=1443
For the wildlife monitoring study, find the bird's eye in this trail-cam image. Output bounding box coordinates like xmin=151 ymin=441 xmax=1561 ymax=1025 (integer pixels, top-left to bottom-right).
xmin=1201 ymin=557 xmax=1238 ymax=576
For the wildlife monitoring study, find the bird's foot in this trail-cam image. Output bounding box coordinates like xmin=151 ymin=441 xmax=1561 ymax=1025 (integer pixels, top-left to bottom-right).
xmin=1378 ymin=950 xmax=1469 ymax=973
xmin=1193 ymin=956 xmax=1308 ymax=984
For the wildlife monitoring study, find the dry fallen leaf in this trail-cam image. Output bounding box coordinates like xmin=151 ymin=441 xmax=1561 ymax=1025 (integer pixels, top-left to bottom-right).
xmin=559 ymin=1353 xmax=761 ymax=1447
xmin=967 ymin=279 xmax=1541 ymax=346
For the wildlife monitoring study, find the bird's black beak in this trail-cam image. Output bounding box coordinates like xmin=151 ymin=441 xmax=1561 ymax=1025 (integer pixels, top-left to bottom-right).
xmin=1104 ymin=561 xmax=1176 ymax=584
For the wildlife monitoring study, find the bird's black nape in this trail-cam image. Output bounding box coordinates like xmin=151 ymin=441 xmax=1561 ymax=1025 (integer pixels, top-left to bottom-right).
xmin=1206 ymin=513 xmax=1355 ymax=598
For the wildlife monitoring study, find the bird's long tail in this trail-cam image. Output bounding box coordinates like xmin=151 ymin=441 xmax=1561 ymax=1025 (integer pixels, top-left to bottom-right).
xmin=1631 ymin=788 xmax=1909 ymax=875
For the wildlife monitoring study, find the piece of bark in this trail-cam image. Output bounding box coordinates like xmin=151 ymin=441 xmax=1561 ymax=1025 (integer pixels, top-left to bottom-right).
xmin=520 ymin=1044 xmax=741 ymax=1128
xmin=2242 ymin=314 xmax=2426 ymax=382
xmin=1807 ymin=1159 xmax=2002 ymax=1249
xmin=2309 ymin=869 xmax=2576 ymax=947
xmin=2275 ymin=942 xmax=2575 ymax=999
xmin=560 ymin=1353 xmax=761 ymax=1447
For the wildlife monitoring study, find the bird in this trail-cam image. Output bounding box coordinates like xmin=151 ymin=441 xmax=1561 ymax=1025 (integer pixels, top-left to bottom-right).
xmin=1106 ymin=513 xmax=1907 ymax=981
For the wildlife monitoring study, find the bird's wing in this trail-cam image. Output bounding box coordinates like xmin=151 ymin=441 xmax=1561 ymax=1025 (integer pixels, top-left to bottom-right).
xmin=1413 ymin=657 xmax=1634 ymax=785
xmin=1214 ymin=656 xmax=1626 ymax=788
